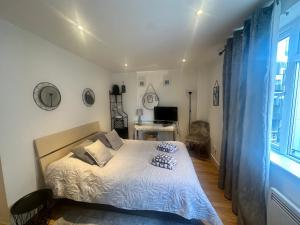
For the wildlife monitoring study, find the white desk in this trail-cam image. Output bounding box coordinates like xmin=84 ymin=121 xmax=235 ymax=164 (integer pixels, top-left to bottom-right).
xmin=134 ymin=123 xmax=176 ymax=141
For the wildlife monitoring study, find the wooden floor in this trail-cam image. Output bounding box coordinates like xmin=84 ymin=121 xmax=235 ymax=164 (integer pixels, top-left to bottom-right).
xmin=190 ymin=152 xmax=237 ymax=225
xmin=49 ymin=152 xmax=237 ymax=225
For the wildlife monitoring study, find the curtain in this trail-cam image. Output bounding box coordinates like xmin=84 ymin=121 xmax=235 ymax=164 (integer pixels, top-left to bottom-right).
xmin=218 ymin=38 xmax=232 ymax=190
xmin=238 ymin=5 xmax=274 ymax=225
xmin=218 ymin=3 xmax=274 ymax=225
xmin=218 ymin=24 xmax=251 ymax=212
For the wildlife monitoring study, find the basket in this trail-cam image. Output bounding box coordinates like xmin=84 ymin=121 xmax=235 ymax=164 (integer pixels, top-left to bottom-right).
xmin=10 ymin=189 xmax=53 ymax=225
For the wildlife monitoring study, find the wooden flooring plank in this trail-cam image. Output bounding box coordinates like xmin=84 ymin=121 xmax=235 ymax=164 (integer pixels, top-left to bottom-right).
xmin=190 ymin=152 xmax=237 ymax=225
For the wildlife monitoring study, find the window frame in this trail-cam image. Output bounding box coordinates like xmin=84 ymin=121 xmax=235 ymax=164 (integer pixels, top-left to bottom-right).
xmin=271 ymin=16 xmax=300 ymax=163
xmin=289 ymin=62 xmax=300 ymax=156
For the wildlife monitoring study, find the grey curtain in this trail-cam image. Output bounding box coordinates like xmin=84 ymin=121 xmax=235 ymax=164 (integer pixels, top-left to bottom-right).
xmin=218 ymin=38 xmax=232 ymax=190
xmin=218 ymin=3 xmax=274 ymax=225
xmin=218 ymin=25 xmax=250 ymax=212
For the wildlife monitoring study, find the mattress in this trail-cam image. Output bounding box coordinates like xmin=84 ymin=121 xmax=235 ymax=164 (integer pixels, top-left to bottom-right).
xmin=45 ymin=140 xmax=222 ymax=225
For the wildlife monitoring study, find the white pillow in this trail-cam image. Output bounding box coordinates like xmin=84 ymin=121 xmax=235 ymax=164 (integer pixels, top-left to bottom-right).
xmin=84 ymin=140 xmax=113 ymax=167
xmin=105 ymin=130 xmax=124 ymax=150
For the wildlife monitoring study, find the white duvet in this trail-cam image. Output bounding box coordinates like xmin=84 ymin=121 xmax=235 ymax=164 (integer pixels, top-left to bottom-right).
xmin=46 ymin=140 xmax=222 ymax=225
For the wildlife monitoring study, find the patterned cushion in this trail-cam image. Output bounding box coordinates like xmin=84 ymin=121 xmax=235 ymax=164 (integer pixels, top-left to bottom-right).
xmin=151 ymin=153 xmax=177 ymax=170
xmin=84 ymin=140 xmax=113 ymax=167
xmin=157 ymin=142 xmax=178 ymax=153
xmin=105 ymin=130 xmax=124 ymax=150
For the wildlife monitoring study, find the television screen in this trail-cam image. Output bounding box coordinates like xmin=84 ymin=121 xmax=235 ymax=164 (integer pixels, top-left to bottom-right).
xmin=154 ymin=107 xmax=178 ymax=123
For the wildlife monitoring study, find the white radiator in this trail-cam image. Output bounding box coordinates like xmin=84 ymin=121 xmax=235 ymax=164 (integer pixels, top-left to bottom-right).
xmin=268 ymin=188 xmax=300 ymax=225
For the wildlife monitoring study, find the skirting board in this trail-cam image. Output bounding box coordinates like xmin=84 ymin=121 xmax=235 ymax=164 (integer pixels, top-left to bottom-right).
xmin=211 ymin=154 xmax=220 ymax=169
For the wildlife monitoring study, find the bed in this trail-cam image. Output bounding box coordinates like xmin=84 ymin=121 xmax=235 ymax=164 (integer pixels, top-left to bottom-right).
xmin=35 ymin=122 xmax=222 ymax=225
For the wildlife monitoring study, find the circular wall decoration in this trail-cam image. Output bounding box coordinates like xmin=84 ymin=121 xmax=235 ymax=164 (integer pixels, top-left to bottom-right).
xmin=142 ymin=92 xmax=159 ymax=110
xmin=33 ymin=82 xmax=61 ymax=111
xmin=82 ymin=88 xmax=95 ymax=107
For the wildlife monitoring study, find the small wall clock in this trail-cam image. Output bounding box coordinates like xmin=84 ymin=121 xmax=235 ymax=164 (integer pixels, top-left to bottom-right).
xmin=33 ymin=82 xmax=61 ymax=111
xmin=82 ymin=88 xmax=95 ymax=107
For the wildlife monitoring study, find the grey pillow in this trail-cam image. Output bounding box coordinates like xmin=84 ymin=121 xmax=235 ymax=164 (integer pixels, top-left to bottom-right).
xmin=105 ymin=130 xmax=124 ymax=150
xmin=72 ymin=147 xmax=96 ymax=165
xmin=71 ymin=140 xmax=96 ymax=165
xmin=90 ymin=132 xmax=112 ymax=148
xmin=84 ymin=140 xmax=113 ymax=167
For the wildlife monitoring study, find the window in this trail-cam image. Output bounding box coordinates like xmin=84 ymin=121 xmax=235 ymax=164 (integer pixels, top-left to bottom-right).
xmin=271 ymin=37 xmax=289 ymax=149
xmin=290 ymin=63 xmax=300 ymax=159
xmin=271 ymin=18 xmax=300 ymax=162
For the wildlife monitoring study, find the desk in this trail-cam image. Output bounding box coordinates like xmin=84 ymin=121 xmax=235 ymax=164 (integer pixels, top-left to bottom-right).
xmin=134 ymin=123 xmax=176 ymax=141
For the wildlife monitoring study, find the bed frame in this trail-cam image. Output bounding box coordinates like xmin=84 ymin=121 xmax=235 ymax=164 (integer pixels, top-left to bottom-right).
xmin=34 ymin=121 xmax=101 ymax=177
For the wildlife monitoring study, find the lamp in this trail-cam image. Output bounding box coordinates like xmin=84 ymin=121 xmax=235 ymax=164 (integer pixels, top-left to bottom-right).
xmin=136 ymin=108 xmax=143 ymax=125
xmin=186 ymin=90 xmax=193 ymax=134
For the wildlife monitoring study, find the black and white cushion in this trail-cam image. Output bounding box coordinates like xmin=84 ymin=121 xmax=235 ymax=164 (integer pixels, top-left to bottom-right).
xmin=151 ymin=153 xmax=177 ymax=170
xmin=157 ymin=142 xmax=178 ymax=153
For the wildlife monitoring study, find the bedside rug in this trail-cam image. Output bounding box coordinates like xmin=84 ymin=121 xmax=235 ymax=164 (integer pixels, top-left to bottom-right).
xmin=53 ymin=209 xmax=204 ymax=225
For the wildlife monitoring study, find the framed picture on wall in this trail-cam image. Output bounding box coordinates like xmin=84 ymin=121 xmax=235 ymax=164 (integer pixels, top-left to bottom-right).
xmin=213 ymin=80 xmax=219 ymax=106
xmin=163 ymin=74 xmax=171 ymax=86
xmin=138 ymin=76 xmax=146 ymax=87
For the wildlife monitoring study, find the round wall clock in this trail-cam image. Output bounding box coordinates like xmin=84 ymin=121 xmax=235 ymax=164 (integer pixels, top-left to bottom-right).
xmin=82 ymin=88 xmax=95 ymax=107
xmin=33 ymin=82 xmax=61 ymax=111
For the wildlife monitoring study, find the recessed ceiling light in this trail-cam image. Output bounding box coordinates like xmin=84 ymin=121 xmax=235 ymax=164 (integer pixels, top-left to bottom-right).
xmin=182 ymin=58 xmax=187 ymax=63
xmin=124 ymin=63 xmax=128 ymax=67
xmin=196 ymin=9 xmax=203 ymax=15
xmin=77 ymin=25 xmax=84 ymax=30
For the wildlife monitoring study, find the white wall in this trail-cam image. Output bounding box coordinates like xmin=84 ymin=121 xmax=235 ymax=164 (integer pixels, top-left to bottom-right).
xmin=197 ymin=69 xmax=210 ymax=121
xmin=111 ymin=69 xmax=205 ymax=140
xmin=0 ymin=20 xmax=111 ymax=206
xmin=0 ymin=159 xmax=9 ymax=225
xmin=198 ymin=57 xmax=224 ymax=164
xmin=269 ymin=163 xmax=300 ymax=208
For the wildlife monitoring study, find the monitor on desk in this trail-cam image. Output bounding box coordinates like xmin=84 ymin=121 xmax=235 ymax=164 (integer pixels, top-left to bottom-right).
xmin=154 ymin=106 xmax=178 ymax=124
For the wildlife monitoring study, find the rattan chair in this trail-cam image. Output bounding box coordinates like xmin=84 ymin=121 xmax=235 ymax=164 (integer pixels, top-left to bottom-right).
xmin=185 ymin=120 xmax=211 ymax=158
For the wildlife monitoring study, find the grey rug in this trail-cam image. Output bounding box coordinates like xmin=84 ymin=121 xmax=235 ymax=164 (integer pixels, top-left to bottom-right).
xmin=54 ymin=208 xmax=204 ymax=225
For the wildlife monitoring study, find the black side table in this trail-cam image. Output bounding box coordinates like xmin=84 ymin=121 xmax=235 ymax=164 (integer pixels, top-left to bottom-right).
xmin=10 ymin=189 xmax=53 ymax=225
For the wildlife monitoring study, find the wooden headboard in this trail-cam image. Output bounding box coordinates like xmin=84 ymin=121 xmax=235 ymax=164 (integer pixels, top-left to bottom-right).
xmin=34 ymin=121 xmax=101 ymax=177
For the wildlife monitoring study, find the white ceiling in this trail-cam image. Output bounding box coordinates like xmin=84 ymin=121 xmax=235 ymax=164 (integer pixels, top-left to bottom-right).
xmin=0 ymin=0 xmax=263 ymax=72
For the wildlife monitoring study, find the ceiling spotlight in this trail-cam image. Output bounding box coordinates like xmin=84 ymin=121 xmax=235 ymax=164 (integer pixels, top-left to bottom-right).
xmin=124 ymin=63 xmax=128 ymax=67
xmin=196 ymin=9 xmax=203 ymax=15
xmin=77 ymin=25 xmax=84 ymax=31
xmin=182 ymin=58 xmax=187 ymax=63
